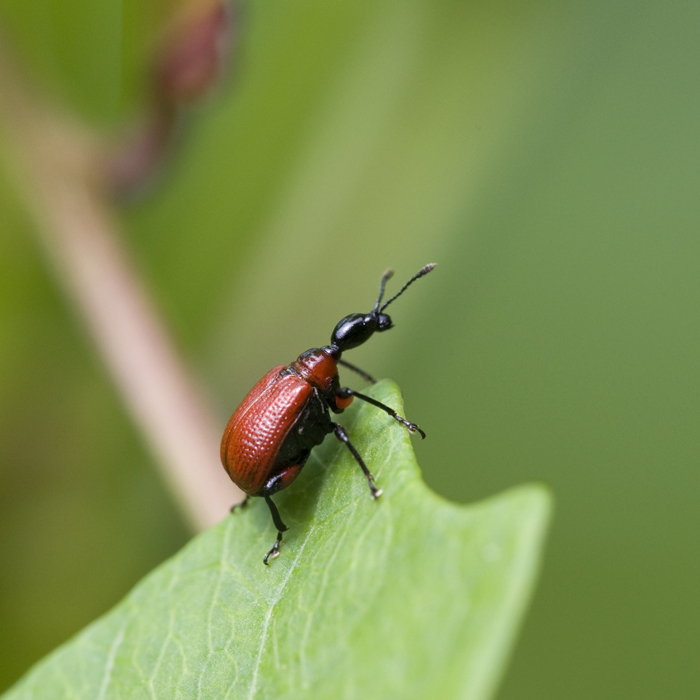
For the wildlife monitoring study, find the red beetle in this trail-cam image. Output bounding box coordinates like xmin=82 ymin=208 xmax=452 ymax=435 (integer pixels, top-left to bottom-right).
xmin=221 ymin=264 xmax=435 ymax=564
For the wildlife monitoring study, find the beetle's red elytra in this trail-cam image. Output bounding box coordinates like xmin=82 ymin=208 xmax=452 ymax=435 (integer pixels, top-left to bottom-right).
xmin=221 ymin=264 xmax=436 ymax=564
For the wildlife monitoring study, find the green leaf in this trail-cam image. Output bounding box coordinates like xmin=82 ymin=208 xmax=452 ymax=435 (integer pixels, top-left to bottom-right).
xmin=3 ymin=381 xmax=550 ymax=700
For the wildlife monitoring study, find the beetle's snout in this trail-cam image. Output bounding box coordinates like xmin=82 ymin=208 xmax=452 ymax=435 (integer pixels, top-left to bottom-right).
xmin=375 ymin=312 xmax=393 ymax=332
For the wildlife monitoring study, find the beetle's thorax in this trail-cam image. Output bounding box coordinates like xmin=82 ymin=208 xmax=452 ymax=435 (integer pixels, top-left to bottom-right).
xmin=290 ymin=347 xmax=338 ymax=394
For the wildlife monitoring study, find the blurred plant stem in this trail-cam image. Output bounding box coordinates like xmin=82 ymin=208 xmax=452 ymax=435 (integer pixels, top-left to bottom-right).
xmin=0 ymin=39 xmax=242 ymax=532
xmin=110 ymin=0 xmax=233 ymax=195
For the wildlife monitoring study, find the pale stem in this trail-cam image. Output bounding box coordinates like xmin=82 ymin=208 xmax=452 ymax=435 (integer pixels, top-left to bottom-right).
xmin=0 ymin=49 xmax=243 ymax=532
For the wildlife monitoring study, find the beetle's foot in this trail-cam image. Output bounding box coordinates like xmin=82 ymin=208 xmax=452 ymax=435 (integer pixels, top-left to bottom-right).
xmin=263 ymin=544 xmax=279 ymax=565
xmin=230 ymin=495 xmax=251 ymax=514
xmin=368 ymin=478 xmax=383 ymax=499
xmin=263 ymin=532 xmax=283 ymax=565
xmin=263 ymin=549 xmax=278 ymax=565
xmin=398 ymin=417 xmax=426 ymax=439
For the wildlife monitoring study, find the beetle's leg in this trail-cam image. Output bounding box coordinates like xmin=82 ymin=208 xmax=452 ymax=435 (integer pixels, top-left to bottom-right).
xmin=263 ymin=495 xmax=288 ymax=565
xmin=332 ymin=423 xmax=383 ymax=499
xmin=338 ymin=359 xmax=376 ymax=384
xmin=229 ymin=494 xmax=251 ymax=514
xmin=337 ymin=388 xmax=426 ymax=439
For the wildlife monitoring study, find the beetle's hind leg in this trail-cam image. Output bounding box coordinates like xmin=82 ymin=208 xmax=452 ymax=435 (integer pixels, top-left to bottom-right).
xmin=230 ymin=494 xmax=251 ymax=514
xmin=263 ymin=495 xmax=288 ymax=565
xmin=332 ymin=423 xmax=383 ymax=499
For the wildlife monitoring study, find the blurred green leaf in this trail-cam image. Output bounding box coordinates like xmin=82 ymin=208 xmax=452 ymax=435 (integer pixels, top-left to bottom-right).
xmin=3 ymin=381 xmax=550 ymax=700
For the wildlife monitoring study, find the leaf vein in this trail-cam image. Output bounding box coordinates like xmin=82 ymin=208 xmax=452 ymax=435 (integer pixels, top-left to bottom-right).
xmin=246 ymin=525 xmax=315 ymax=700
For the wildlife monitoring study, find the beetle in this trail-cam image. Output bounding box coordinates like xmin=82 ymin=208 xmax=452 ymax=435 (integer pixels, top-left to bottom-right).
xmin=220 ymin=263 xmax=436 ymax=564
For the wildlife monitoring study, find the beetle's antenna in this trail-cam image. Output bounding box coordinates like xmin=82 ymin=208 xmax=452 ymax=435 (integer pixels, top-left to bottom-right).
xmin=379 ymin=263 xmax=437 ymax=312
xmin=374 ymin=269 xmax=395 ymax=311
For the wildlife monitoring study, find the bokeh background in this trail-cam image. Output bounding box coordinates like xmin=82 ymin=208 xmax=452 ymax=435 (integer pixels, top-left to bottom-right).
xmin=1 ymin=0 xmax=699 ymax=697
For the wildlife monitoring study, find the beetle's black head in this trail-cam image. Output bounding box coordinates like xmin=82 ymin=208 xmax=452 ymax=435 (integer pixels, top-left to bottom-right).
xmin=329 ymin=264 xmax=436 ymax=355
xmin=330 ymin=311 xmax=392 ymax=352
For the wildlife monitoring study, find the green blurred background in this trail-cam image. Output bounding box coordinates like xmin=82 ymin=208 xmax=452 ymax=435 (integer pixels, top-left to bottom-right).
xmin=1 ymin=0 xmax=699 ymax=697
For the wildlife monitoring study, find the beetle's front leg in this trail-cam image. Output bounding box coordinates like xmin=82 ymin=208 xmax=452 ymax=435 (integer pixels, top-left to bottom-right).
xmin=336 ymin=387 xmax=426 ymax=439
